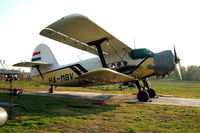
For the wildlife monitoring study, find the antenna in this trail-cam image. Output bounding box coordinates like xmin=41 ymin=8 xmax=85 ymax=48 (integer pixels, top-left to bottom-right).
xmin=134 ymin=38 xmax=136 ymax=49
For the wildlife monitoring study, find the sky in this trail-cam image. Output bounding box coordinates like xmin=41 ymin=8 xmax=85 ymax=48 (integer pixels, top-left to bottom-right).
xmin=1 ymin=0 xmax=200 ymax=72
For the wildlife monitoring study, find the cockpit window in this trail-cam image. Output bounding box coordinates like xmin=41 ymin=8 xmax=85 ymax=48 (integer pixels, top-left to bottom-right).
xmin=129 ymin=48 xmax=154 ymax=59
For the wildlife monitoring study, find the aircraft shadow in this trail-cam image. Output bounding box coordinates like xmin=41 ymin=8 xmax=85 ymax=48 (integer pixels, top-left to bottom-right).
xmin=0 ymin=93 xmax=117 ymax=118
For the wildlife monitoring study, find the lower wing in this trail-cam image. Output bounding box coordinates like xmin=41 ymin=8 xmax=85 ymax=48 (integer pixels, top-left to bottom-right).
xmin=76 ymin=68 xmax=137 ymax=84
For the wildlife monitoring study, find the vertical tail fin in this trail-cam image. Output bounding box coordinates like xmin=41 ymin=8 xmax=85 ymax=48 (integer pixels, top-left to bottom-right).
xmin=13 ymin=44 xmax=58 ymax=78
xmin=31 ymin=44 xmax=58 ymax=64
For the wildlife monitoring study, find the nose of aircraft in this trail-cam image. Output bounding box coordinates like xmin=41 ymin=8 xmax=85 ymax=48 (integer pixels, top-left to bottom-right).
xmin=152 ymin=47 xmax=182 ymax=79
xmin=153 ymin=50 xmax=177 ymax=78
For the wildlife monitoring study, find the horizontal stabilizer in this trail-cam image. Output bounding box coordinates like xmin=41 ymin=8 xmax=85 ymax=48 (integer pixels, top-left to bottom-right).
xmin=13 ymin=61 xmax=52 ymax=67
xmin=77 ymin=68 xmax=137 ymax=84
xmin=0 ymin=72 xmax=20 ymax=75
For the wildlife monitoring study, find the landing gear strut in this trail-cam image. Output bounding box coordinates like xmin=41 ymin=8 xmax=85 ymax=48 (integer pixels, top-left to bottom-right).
xmin=48 ymin=85 xmax=54 ymax=93
xmin=143 ymin=79 xmax=156 ymax=98
xmin=135 ymin=79 xmax=157 ymax=102
xmin=135 ymin=80 xmax=150 ymax=102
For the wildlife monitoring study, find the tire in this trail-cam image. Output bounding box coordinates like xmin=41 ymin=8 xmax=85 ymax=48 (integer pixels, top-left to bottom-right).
xmin=137 ymin=90 xmax=150 ymax=102
xmin=147 ymin=88 xmax=156 ymax=98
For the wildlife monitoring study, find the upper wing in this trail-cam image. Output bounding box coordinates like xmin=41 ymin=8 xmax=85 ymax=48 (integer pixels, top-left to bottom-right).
xmin=13 ymin=61 xmax=52 ymax=67
xmin=40 ymin=14 xmax=132 ymax=59
xmin=76 ymin=68 xmax=137 ymax=84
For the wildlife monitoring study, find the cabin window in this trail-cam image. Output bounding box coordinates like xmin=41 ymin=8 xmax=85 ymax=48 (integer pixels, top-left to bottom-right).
xmin=117 ymin=62 xmax=121 ymax=67
xmin=123 ymin=61 xmax=128 ymax=66
xmin=111 ymin=63 xmax=115 ymax=68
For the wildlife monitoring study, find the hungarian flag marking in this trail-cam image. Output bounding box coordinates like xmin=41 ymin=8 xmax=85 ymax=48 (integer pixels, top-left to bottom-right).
xmin=33 ymin=51 xmax=41 ymax=56
xmin=32 ymin=51 xmax=41 ymax=61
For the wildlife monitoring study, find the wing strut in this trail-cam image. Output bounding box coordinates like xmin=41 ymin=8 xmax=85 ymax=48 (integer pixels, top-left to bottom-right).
xmin=87 ymin=38 xmax=108 ymax=68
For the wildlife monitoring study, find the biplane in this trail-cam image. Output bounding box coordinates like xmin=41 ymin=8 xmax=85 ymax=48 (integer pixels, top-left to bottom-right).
xmin=13 ymin=14 xmax=181 ymax=102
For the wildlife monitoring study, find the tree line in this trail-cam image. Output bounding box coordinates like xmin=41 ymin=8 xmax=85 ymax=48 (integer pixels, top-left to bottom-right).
xmin=166 ymin=65 xmax=200 ymax=81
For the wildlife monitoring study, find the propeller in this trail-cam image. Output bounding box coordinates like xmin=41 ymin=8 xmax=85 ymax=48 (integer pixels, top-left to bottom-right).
xmin=173 ymin=45 xmax=182 ymax=80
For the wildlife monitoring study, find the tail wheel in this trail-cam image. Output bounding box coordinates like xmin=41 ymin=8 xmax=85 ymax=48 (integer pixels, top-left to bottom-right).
xmin=147 ymin=88 xmax=156 ymax=98
xmin=137 ymin=90 xmax=150 ymax=102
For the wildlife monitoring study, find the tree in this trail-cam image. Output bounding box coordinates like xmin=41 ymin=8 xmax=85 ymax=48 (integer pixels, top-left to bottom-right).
xmin=166 ymin=65 xmax=200 ymax=81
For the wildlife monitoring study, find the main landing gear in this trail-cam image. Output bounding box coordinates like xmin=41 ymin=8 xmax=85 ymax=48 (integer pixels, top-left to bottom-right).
xmin=135 ymin=79 xmax=157 ymax=102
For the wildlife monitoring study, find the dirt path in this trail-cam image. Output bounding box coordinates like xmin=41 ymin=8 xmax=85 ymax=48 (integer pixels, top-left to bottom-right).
xmin=23 ymin=91 xmax=200 ymax=107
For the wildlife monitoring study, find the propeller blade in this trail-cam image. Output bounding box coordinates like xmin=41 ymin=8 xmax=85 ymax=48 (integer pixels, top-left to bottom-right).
xmin=176 ymin=63 xmax=182 ymax=80
xmin=174 ymin=45 xmax=179 ymax=63
xmin=173 ymin=45 xmax=182 ymax=80
xmin=174 ymin=45 xmax=177 ymax=57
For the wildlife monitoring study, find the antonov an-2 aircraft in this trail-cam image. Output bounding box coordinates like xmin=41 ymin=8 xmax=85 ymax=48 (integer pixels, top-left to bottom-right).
xmin=14 ymin=14 xmax=181 ymax=102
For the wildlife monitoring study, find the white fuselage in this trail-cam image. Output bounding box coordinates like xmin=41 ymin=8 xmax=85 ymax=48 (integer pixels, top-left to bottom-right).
xmin=30 ymin=56 xmax=147 ymax=87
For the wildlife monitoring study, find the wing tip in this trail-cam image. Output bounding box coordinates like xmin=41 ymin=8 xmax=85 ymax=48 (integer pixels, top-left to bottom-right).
xmin=63 ymin=13 xmax=87 ymax=19
xmin=40 ymin=13 xmax=88 ymax=36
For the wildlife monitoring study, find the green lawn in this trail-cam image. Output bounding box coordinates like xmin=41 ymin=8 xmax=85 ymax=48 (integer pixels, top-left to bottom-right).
xmin=0 ymin=80 xmax=200 ymax=132
xmin=150 ymin=80 xmax=200 ymax=98
xmin=0 ymin=94 xmax=200 ymax=133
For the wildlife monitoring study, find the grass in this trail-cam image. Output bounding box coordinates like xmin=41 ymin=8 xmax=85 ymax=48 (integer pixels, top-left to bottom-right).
xmin=0 ymin=93 xmax=200 ymax=133
xmin=0 ymin=80 xmax=200 ymax=132
xmin=150 ymin=80 xmax=200 ymax=98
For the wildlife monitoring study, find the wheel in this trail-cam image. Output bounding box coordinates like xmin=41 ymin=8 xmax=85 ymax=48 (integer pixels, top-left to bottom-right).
xmin=147 ymin=88 xmax=156 ymax=98
xmin=137 ymin=90 xmax=150 ymax=102
xmin=48 ymin=87 xmax=53 ymax=93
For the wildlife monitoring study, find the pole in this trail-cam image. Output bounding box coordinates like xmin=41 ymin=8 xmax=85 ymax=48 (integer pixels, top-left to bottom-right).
xmin=8 ymin=77 xmax=13 ymax=120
